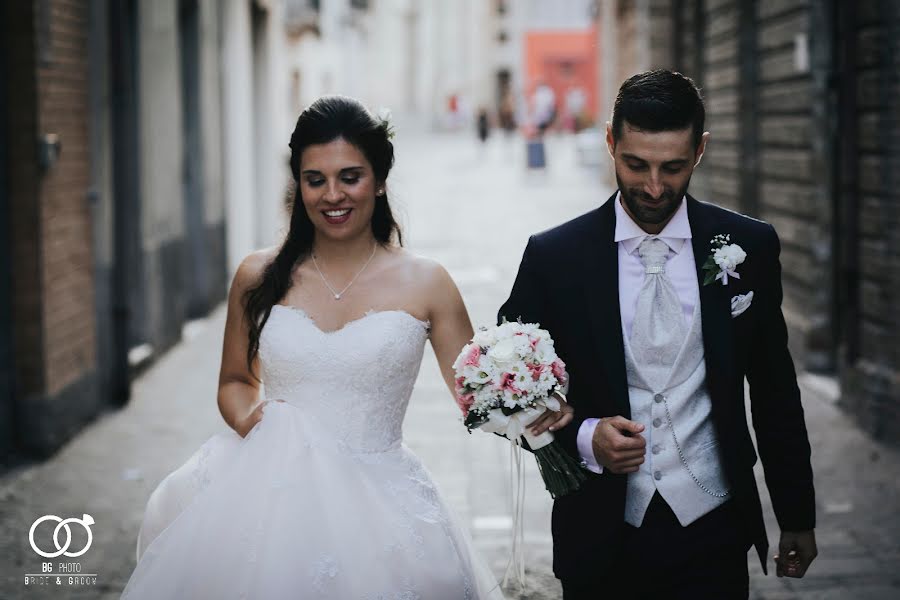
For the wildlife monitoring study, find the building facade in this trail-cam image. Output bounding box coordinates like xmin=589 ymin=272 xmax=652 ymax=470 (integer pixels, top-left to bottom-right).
xmin=591 ymin=0 xmax=900 ymax=442
xmin=2 ymin=0 xmax=290 ymax=464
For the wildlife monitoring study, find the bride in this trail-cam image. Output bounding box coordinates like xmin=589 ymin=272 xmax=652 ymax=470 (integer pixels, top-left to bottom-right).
xmin=121 ymin=95 xmax=573 ymax=599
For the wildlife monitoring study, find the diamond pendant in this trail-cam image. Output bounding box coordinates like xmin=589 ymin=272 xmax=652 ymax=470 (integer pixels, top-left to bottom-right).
xmin=334 ymin=293 xmax=341 ymax=300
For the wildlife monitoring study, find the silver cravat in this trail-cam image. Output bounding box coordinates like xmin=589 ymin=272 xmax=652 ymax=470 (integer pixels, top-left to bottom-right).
xmin=630 ymin=237 xmax=687 ymax=392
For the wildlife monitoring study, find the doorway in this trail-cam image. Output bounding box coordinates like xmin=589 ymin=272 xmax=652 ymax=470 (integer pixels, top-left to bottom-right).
xmin=109 ymin=0 xmax=143 ymax=405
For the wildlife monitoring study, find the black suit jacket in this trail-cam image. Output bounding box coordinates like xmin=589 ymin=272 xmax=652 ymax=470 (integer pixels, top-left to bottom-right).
xmin=498 ymin=193 xmax=815 ymax=580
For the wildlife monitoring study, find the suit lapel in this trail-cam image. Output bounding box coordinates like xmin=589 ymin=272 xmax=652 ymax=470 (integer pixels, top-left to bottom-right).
xmin=687 ymin=196 xmax=736 ymax=387
xmin=586 ymin=193 xmax=631 ymax=418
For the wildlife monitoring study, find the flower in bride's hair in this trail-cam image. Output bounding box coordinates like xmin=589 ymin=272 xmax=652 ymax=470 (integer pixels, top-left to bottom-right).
xmin=375 ymin=107 xmax=395 ymax=139
xmin=376 ymin=107 xmax=392 ymax=122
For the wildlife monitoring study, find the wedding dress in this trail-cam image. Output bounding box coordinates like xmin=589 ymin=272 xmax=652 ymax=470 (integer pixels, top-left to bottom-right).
xmin=122 ymin=305 xmax=504 ymax=599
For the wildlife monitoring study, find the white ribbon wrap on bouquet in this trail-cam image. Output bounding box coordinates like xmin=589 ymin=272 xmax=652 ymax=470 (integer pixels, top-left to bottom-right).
xmin=477 ymin=394 xmax=561 ymax=450
xmin=477 ymin=395 xmax=562 ymax=591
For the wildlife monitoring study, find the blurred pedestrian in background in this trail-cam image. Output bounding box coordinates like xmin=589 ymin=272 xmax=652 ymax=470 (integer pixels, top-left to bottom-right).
xmin=533 ymin=81 xmax=557 ymax=136
xmin=476 ymin=107 xmax=491 ymax=144
xmin=498 ymin=90 xmax=517 ymax=134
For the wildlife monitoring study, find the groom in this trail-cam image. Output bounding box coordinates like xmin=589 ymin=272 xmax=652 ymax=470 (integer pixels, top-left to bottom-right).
xmin=500 ymin=70 xmax=817 ymax=598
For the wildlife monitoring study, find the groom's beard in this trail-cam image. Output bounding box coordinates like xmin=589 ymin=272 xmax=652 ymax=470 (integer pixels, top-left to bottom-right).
xmin=616 ymin=172 xmax=691 ymax=226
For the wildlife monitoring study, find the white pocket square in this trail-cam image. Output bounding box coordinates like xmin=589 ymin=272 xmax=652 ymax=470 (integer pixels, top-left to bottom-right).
xmin=730 ymin=291 xmax=754 ymax=318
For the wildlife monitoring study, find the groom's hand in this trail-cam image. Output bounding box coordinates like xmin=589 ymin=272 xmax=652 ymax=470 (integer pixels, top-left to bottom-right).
xmin=774 ymin=530 xmax=817 ymax=578
xmin=528 ymin=392 xmax=575 ymax=436
xmin=592 ymin=416 xmax=646 ymax=474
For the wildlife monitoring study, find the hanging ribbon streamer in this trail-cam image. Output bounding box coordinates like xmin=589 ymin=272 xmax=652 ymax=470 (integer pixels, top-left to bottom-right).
xmin=501 ymin=437 xmax=527 ymax=592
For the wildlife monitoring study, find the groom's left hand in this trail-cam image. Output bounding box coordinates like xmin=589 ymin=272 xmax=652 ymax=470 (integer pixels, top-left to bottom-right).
xmin=528 ymin=392 xmax=575 ymax=436
xmin=774 ymin=530 xmax=817 ymax=578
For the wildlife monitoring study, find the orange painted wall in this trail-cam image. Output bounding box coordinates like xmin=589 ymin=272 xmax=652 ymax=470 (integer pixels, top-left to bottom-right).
xmin=524 ymin=28 xmax=599 ymax=125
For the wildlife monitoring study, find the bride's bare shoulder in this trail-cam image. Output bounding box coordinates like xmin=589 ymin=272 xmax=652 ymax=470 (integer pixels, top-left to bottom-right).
xmin=386 ymin=247 xmax=458 ymax=295
xmin=387 ymin=247 xmax=444 ymax=277
xmin=233 ymin=247 xmax=279 ymax=290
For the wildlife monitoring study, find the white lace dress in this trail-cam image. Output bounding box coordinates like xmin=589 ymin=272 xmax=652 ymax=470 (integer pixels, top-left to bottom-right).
xmin=121 ymin=306 xmax=504 ymax=600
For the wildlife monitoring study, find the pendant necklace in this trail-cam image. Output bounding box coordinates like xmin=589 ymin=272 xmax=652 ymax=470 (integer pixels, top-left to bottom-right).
xmin=312 ymin=244 xmax=378 ymax=300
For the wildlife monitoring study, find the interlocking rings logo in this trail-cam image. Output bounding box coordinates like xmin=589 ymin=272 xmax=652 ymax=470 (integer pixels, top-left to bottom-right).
xmin=28 ymin=514 xmax=95 ymax=558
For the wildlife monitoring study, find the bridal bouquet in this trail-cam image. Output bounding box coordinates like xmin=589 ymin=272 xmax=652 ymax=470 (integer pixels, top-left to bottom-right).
xmin=453 ymin=321 xmax=586 ymax=499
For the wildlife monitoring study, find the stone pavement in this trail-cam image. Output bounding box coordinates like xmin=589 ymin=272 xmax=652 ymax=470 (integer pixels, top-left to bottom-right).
xmin=1 ymin=128 xmax=898 ymax=599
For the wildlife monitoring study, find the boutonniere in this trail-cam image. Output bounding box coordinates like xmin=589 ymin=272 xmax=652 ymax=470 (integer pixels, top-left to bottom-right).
xmin=702 ymin=234 xmax=747 ymax=286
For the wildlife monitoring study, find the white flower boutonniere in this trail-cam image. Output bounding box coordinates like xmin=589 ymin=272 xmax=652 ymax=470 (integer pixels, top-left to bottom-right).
xmin=702 ymin=233 xmax=747 ymax=286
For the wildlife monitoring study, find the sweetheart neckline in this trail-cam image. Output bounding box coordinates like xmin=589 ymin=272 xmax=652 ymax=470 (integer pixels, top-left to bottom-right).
xmin=271 ymin=304 xmax=431 ymax=336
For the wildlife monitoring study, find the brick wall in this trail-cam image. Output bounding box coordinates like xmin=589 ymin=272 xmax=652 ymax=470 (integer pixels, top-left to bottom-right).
xmin=839 ymin=0 xmax=900 ymax=441
xmin=37 ymin=0 xmax=97 ymax=396
xmin=754 ymin=1 xmax=838 ymax=370
xmin=598 ymin=1 xmax=899 ymax=443
xmin=698 ymin=0 xmax=741 ymax=213
xmin=672 ymin=0 xmax=834 ymax=367
xmin=4 ymin=0 xmax=99 ymax=456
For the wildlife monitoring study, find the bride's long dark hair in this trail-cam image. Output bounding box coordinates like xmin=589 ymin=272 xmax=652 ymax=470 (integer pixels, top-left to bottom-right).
xmin=243 ymin=95 xmax=402 ymax=376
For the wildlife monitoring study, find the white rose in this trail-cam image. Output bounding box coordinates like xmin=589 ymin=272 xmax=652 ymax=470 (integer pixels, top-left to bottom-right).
xmin=472 ymin=328 xmax=496 ymax=347
xmin=713 ymin=244 xmax=746 ymax=272
xmin=497 ymin=323 xmax=517 ymax=339
xmin=488 ymin=337 xmax=519 ymax=364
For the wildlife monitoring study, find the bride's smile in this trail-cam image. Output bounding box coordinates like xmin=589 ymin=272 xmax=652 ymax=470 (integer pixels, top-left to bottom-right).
xmin=299 ymin=137 xmax=382 ymax=241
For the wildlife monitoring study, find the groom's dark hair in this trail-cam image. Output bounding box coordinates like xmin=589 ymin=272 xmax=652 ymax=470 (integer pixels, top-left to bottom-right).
xmin=611 ymin=69 xmax=705 ymax=149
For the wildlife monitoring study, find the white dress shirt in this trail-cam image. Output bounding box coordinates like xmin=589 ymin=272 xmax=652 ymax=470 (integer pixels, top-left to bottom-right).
xmin=576 ymin=194 xmax=699 ymax=473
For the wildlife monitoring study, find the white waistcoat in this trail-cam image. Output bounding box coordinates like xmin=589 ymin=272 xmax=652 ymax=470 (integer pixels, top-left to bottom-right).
xmin=623 ymin=300 xmax=730 ymax=527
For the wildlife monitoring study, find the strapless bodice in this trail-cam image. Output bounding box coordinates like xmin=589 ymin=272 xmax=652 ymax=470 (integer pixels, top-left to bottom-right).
xmin=258 ymin=305 xmax=430 ymax=452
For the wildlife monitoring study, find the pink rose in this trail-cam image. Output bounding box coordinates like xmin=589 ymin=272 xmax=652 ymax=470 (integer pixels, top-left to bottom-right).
xmin=456 ymin=393 xmax=475 ymax=416
xmin=463 ymin=345 xmax=482 ymax=368
xmin=550 ymin=359 xmax=568 ymax=385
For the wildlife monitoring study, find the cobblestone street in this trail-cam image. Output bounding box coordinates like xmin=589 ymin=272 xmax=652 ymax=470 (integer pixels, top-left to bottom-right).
xmin=1 ymin=128 xmax=898 ymax=599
